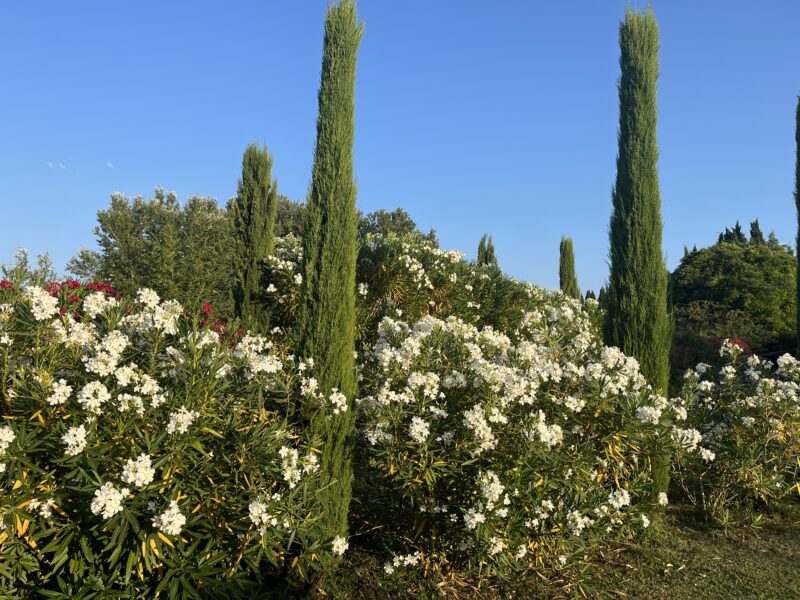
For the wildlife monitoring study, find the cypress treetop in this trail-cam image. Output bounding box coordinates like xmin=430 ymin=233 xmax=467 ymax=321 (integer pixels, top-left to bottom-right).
xmin=559 ymin=236 xmax=580 ymax=300
xmin=231 ymin=143 xmax=278 ymax=330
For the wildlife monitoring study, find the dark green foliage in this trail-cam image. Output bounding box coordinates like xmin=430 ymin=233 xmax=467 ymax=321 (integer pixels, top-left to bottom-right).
xmin=605 ymin=8 xmax=671 ymax=398
xmin=230 ymin=143 xmax=279 ymax=330
xmin=585 ymin=289 xmax=596 ymax=301
xmin=605 ymin=8 xmax=671 ymax=498
xmin=80 ymin=189 xmax=235 ymax=314
xmin=671 ymin=234 xmax=797 ymax=354
xmin=796 ymin=97 xmax=800 ymax=353
xmin=749 ymin=219 xmax=765 ymax=245
xmin=477 ymin=234 xmax=498 ymax=267
xmin=559 ymin=236 xmax=580 ymax=299
xmin=296 ymin=0 xmax=363 ymax=562
xmin=358 ymin=207 xmax=437 ymax=242
xmin=718 ymin=221 xmax=748 ymax=244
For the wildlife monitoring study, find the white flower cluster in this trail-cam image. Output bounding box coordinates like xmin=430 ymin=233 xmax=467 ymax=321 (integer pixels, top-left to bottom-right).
xmin=152 ymin=500 xmax=186 ymax=536
xmin=83 ymin=291 xmax=118 ymax=318
xmin=25 ymin=286 xmax=59 ymax=321
xmin=83 ymin=330 xmax=129 ymax=376
xmin=0 ymin=425 xmax=16 ymax=455
xmin=46 ymin=379 xmax=72 ymax=406
xmin=77 ymin=381 xmax=112 ymax=413
xmin=90 ymin=482 xmax=129 ymax=519
xmin=121 ymin=453 xmax=156 ymax=488
xmin=62 ymin=424 xmax=88 ymax=456
xmin=329 ymin=389 xmax=348 ymax=415
xmin=331 ymin=535 xmax=349 ymax=555
xmin=166 ymin=407 xmax=199 ymax=435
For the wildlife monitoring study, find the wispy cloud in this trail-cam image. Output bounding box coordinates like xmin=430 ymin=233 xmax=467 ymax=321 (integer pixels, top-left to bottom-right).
xmin=106 ymin=161 xmax=114 ymax=169
xmin=58 ymin=163 xmax=67 ymax=170
xmin=46 ymin=161 xmax=53 ymax=168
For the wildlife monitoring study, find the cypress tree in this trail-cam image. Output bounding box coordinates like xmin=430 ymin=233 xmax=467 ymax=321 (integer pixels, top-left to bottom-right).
xmin=796 ymin=97 xmax=800 ymax=353
xmin=231 ymin=143 xmax=278 ymax=330
xmin=559 ymin=236 xmax=580 ymax=299
xmin=749 ymin=219 xmax=765 ymax=245
xmin=605 ymin=8 xmax=672 ymax=495
xmin=477 ymin=234 xmax=497 ymax=267
xmin=296 ymin=0 xmax=362 ymax=564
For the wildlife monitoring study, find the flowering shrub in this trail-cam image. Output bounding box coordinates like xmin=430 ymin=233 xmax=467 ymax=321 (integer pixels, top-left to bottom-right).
xmin=355 ymin=291 xmax=702 ymax=577
xmin=260 ymin=232 xmax=542 ymax=349
xmin=0 ymin=283 xmax=333 ymax=598
xmin=674 ymin=339 xmax=800 ymax=522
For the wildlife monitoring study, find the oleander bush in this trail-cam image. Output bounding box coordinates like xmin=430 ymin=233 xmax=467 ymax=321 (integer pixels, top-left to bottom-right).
xmin=354 ymin=291 xmax=707 ymax=577
xmin=0 ymin=281 xmax=340 ymax=599
xmin=674 ymin=339 xmax=800 ymax=524
xmin=260 ymin=232 xmax=538 ymax=347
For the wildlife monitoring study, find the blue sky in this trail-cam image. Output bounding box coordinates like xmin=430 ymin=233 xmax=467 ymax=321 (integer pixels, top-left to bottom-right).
xmin=0 ymin=1 xmax=797 ymax=294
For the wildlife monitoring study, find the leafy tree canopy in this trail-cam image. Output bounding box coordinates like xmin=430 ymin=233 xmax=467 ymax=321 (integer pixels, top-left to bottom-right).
xmin=671 ymin=227 xmax=796 ymax=353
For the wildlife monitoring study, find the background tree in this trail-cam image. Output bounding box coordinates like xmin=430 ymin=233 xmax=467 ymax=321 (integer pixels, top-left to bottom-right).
xmin=72 ymin=189 xmax=235 ymax=314
xmin=274 ymin=195 xmax=306 ymax=237
xmin=358 ymin=207 xmax=436 ymax=242
xmin=604 ymin=7 xmax=671 ymax=496
xmin=671 ymin=233 xmax=796 ymax=354
xmin=477 ymin=234 xmax=498 ymax=267
xmin=230 ymin=143 xmax=279 ymax=330
xmin=296 ymin=0 xmax=363 ymax=566
xmin=559 ymin=236 xmax=580 ymax=299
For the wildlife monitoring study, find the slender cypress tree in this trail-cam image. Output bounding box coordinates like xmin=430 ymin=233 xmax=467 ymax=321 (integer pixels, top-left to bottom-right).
xmin=559 ymin=236 xmax=580 ymax=299
xmin=231 ymin=143 xmax=278 ymax=330
xmin=749 ymin=219 xmax=765 ymax=245
xmin=795 ymin=97 xmax=799 ymax=353
xmin=605 ymin=8 xmax=672 ymax=494
xmin=297 ymin=0 xmax=362 ymax=561
xmin=477 ymin=234 xmax=497 ymax=267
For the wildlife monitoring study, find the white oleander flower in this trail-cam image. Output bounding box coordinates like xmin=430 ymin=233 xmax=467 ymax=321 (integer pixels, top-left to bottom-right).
xmin=62 ymin=424 xmax=88 ymax=456
xmin=331 ymin=535 xmax=349 ymax=556
xmin=136 ymin=288 xmax=160 ymax=309
xmin=279 ymin=446 xmax=302 ymax=488
xmin=90 ymin=483 xmax=128 ymax=519
xmin=152 ymin=500 xmax=186 ymax=536
xmin=0 ymin=425 xmax=16 ymax=454
xmin=47 ymin=379 xmax=72 ymax=405
xmin=77 ymin=381 xmax=111 ymax=413
xmin=166 ymin=407 xmax=199 ymax=435
xmin=329 ymin=389 xmax=347 ymax=415
xmin=408 ymin=416 xmax=430 ymax=444
xmin=25 ymin=286 xmax=58 ymax=321
xmin=121 ymin=453 xmax=156 ymax=488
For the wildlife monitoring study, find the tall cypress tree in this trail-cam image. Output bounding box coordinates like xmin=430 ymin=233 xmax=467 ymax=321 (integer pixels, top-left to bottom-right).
xmin=795 ymin=97 xmax=799 ymax=353
xmin=231 ymin=143 xmax=278 ymax=330
xmin=297 ymin=0 xmax=362 ymax=561
xmin=477 ymin=234 xmax=497 ymax=267
xmin=605 ymin=8 xmax=672 ymax=494
xmin=559 ymin=236 xmax=580 ymax=299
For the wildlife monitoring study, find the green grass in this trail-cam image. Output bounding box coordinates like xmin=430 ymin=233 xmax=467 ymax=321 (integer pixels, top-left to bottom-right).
xmin=314 ymin=503 xmax=800 ymax=599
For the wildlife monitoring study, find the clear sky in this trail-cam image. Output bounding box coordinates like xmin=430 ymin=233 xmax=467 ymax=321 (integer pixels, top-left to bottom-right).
xmin=1 ymin=1 xmax=798 ymax=294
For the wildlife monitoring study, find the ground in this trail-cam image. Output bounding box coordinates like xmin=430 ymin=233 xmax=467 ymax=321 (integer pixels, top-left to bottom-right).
xmin=317 ymin=503 xmax=800 ymax=599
